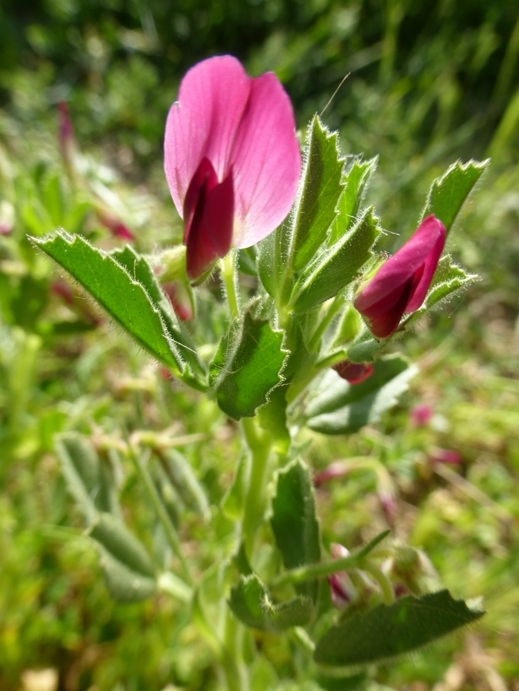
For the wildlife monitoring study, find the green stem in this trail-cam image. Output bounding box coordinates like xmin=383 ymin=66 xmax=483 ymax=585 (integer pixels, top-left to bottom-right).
xmin=220 ymin=251 xmax=240 ymax=320
xmin=157 ymin=572 xmax=192 ymax=604
xmin=272 ymin=530 xmax=390 ymax=587
xmin=291 ymin=626 xmax=315 ymax=655
xmin=308 ymin=293 xmax=344 ymax=352
xmin=241 ymin=417 xmax=274 ymax=554
xmin=129 ymin=447 xmax=192 ymax=585
xmin=221 ymin=608 xmax=248 ymax=691
xmin=362 ymin=561 xmax=395 ymax=605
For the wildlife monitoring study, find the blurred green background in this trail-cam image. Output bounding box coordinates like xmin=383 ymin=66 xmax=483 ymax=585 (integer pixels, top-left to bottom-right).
xmin=1 ymin=0 xmax=518 ymax=689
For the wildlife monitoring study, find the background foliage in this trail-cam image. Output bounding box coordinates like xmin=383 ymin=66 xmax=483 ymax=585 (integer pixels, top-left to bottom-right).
xmin=0 ymin=0 xmax=518 ymax=689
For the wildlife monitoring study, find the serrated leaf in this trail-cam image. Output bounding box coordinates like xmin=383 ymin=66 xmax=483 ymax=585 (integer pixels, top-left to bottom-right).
xmin=314 ymin=590 xmax=484 ymax=667
xmin=221 ymin=451 xmax=250 ymax=520
xmin=55 ymin=432 xmax=119 ymax=524
xmin=404 ymin=254 xmax=477 ymax=329
xmin=290 ymin=208 xmax=380 ymax=313
xmin=32 ymin=231 xmax=185 ymax=374
xmin=289 ymin=116 xmax=346 ymax=271
xmin=271 ymin=460 xmax=321 ymax=602
xmin=229 ymin=573 xmax=313 ymax=631
xmin=87 ymin=512 xmax=156 ymax=603
xmin=421 ymin=159 xmax=489 ymax=234
xmin=328 ymin=157 xmax=377 ymax=245
xmin=212 ymin=311 xmax=288 ymax=420
xmin=110 ymin=245 xmax=205 ymax=379
xmin=306 ymin=354 xmax=417 ymax=435
xmin=257 ymin=385 xmax=290 ymax=455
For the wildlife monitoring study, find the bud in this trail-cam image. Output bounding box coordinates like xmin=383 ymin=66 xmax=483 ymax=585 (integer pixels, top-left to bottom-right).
xmin=96 ymin=208 xmax=135 ymax=241
xmin=354 ymin=215 xmax=446 ymax=339
xmin=333 ymin=360 xmax=373 ymax=384
xmin=410 ymin=402 xmax=433 ymax=427
xmin=327 ymin=543 xmax=380 ymax=611
xmin=57 ymin=102 xmax=77 ymax=173
xmin=313 ymin=461 xmax=349 ymax=487
xmin=162 ymin=282 xmax=193 ymax=321
xmin=384 ymin=545 xmax=440 ymax=596
xmin=429 ymin=448 xmax=462 ymax=465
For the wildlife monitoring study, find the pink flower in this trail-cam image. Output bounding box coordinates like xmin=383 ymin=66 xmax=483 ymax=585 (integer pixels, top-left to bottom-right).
xmin=333 ymin=360 xmax=374 ymax=384
xmin=164 ymin=56 xmax=301 ymax=280
xmin=57 ymin=102 xmax=77 ymax=170
xmin=429 ymin=448 xmax=462 ymax=465
xmin=410 ymin=402 xmax=433 ymax=427
xmin=96 ymin=208 xmax=135 ymax=241
xmin=354 ymin=215 xmax=446 ymax=339
xmin=313 ymin=461 xmax=350 ymax=488
xmin=162 ymin=282 xmax=193 ymax=321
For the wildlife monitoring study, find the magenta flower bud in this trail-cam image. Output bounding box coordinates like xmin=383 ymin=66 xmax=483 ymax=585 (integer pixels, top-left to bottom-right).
xmin=162 ymin=282 xmax=193 ymax=321
xmin=97 ymin=209 xmax=135 ymax=241
xmin=328 ymin=544 xmax=357 ymax=608
xmin=313 ymin=461 xmax=350 ymax=487
xmin=429 ymin=448 xmax=462 ymax=465
xmin=164 ymin=56 xmax=301 ymax=280
xmin=354 ymin=215 xmax=446 ymax=339
xmin=410 ymin=402 xmax=433 ymax=427
xmin=378 ymin=488 xmax=397 ymax=526
xmin=0 ymin=219 xmax=12 ymax=236
xmin=51 ymin=279 xmax=75 ymax=306
xmin=333 ymin=360 xmax=374 ymax=384
xmin=57 ymin=102 xmax=76 ymax=170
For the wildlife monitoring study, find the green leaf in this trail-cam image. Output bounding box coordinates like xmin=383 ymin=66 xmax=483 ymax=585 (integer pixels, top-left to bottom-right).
xmin=290 ymin=207 xmax=380 ymax=313
xmin=420 ymin=159 xmax=490 ymax=235
xmin=404 ymin=254 xmax=477 ymax=329
xmin=221 ymin=451 xmax=250 ymax=520
xmin=229 ymin=573 xmax=313 ymax=631
xmin=315 ymin=672 xmax=368 ymax=691
xmin=257 ymin=385 xmax=290 ymax=455
xmin=110 ymin=245 xmax=205 ymax=379
xmin=306 ymin=354 xmax=417 ymax=435
xmin=87 ymin=512 xmax=156 ymax=603
xmin=271 ymin=460 xmax=321 ymax=602
xmin=32 ymin=231 xmax=186 ymax=375
xmin=212 ymin=311 xmax=288 ymax=420
xmin=314 ymin=590 xmax=484 ymax=667
xmin=161 ymin=449 xmax=210 ymax=520
xmin=55 ymin=432 xmax=119 ymax=524
xmin=289 ymin=116 xmax=346 ymax=272
xmin=328 ymin=157 xmax=377 ymax=245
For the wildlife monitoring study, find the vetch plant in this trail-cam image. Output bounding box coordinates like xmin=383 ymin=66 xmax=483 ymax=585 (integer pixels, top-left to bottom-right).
xmin=32 ymin=56 xmax=490 ymax=688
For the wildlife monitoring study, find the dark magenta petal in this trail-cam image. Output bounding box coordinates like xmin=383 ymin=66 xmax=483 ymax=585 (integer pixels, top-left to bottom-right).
xmin=183 ymin=158 xmax=219 ymax=245
xmin=203 ymin=168 xmax=234 ymax=257
xmin=184 ymin=158 xmax=235 ymax=280
xmin=355 ymin=275 xmax=415 ymax=339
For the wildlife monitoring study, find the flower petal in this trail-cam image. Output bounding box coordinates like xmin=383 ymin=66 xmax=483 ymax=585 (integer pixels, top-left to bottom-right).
xmin=164 ymin=56 xmax=251 ymax=219
xmin=230 ymin=72 xmax=301 ymax=248
xmin=405 ymin=215 xmax=446 ymax=311
xmin=183 ymin=160 xmax=234 ymax=280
